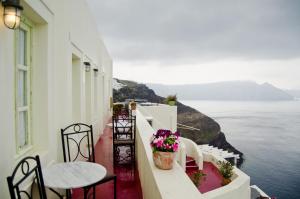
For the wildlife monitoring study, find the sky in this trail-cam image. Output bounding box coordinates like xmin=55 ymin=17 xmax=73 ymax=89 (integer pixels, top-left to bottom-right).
xmin=87 ymin=0 xmax=300 ymax=89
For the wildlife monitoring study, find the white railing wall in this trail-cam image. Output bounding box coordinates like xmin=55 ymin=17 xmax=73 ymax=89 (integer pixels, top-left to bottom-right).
xmin=136 ymin=105 xmax=251 ymax=199
xmin=136 ymin=110 xmax=202 ymax=199
xmin=201 ymin=153 xmax=251 ymax=199
xmin=180 ymin=137 xmax=204 ymax=170
xmin=138 ymin=104 xmax=177 ymax=132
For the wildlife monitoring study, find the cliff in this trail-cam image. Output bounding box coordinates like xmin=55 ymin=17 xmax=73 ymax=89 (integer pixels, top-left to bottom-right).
xmin=113 ymin=79 xmax=244 ymax=165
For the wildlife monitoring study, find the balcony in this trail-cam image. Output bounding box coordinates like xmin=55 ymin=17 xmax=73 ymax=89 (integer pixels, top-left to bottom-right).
xmin=71 ymin=123 xmax=143 ymax=199
xmin=186 ymin=159 xmax=223 ymax=193
xmin=135 ymin=104 xmax=251 ymax=199
xmin=70 ymin=103 xmax=251 ymax=199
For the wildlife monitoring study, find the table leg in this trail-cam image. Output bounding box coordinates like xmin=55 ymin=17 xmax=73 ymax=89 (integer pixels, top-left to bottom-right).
xmin=66 ymin=189 xmax=72 ymax=199
xmin=49 ymin=188 xmax=64 ymax=199
xmin=93 ymin=186 xmax=96 ymax=199
xmin=84 ymin=188 xmax=88 ymax=199
xmin=114 ymin=176 xmax=117 ymax=199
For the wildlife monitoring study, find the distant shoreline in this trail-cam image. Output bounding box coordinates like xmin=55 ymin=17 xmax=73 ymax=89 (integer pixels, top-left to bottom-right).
xmin=179 ymin=99 xmax=298 ymax=102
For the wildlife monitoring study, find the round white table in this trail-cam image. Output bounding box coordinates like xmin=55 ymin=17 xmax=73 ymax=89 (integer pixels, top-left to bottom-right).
xmin=43 ymin=161 xmax=107 ymax=190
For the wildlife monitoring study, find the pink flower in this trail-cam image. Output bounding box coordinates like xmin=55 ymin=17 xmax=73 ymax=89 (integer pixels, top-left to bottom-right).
xmin=173 ymin=144 xmax=179 ymax=152
xmin=150 ymin=129 xmax=180 ymax=152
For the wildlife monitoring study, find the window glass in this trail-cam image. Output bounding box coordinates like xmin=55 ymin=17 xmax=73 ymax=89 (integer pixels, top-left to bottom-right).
xmin=18 ymin=29 xmax=26 ymax=65
xmin=15 ymin=20 xmax=32 ymax=151
xmin=94 ymin=77 xmax=98 ymax=109
xmin=18 ymin=70 xmax=27 ymax=106
xmin=18 ymin=111 xmax=28 ymax=148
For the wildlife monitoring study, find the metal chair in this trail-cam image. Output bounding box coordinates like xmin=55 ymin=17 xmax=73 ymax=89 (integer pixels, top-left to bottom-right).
xmin=61 ymin=123 xmax=117 ymax=199
xmin=112 ymin=115 xmax=136 ymax=165
xmin=113 ymin=107 xmax=132 ymax=118
xmin=7 ymin=155 xmax=47 ymax=199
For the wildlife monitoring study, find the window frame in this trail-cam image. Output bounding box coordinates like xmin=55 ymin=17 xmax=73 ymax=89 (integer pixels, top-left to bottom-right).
xmin=94 ymin=71 xmax=98 ymax=112
xmin=15 ymin=18 xmax=34 ymax=154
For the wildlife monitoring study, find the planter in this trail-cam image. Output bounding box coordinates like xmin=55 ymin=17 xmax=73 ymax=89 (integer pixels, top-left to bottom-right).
xmin=153 ymin=151 xmax=176 ymax=170
xmin=222 ymin=178 xmax=232 ymax=186
xmin=168 ymin=101 xmax=176 ymax=106
xmin=130 ymin=103 xmax=136 ymax=110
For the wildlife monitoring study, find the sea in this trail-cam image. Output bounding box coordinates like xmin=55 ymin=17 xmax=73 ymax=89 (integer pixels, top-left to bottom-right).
xmin=181 ymin=100 xmax=300 ymax=199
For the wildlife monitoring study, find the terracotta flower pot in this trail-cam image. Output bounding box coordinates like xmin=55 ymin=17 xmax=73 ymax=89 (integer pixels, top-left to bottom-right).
xmin=153 ymin=151 xmax=176 ymax=170
xmin=131 ymin=103 xmax=136 ymax=110
xmin=222 ymin=178 xmax=232 ymax=186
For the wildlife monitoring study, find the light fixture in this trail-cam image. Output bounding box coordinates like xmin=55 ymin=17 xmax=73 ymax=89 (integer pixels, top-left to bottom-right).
xmin=93 ymin=68 xmax=98 ymax=77
xmin=84 ymin=62 xmax=91 ymax=72
xmin=1 ymin=0 xmax=23 ymax=29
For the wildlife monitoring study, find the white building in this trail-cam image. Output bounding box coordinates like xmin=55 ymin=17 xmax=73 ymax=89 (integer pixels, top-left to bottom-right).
xmin=0 ymin=1 xmax=270 ymax=199
xmin=0 ymin=0 xmax=112 ymax=197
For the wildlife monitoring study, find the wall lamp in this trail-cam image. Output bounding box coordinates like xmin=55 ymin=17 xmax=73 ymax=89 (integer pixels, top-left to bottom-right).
xmin=1 ymin=0 xmax=23 ymax=29
xmin=93 ymin=68 xmax=98 ymax=77
xmin=84 ymin=62 xmax=91 ymax=72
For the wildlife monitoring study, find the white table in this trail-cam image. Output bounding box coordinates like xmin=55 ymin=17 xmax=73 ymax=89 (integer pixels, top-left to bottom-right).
xmin=43 ymin=161 xmax=107 ymax=190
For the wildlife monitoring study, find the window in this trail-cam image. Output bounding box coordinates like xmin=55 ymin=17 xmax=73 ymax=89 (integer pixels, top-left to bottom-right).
xmin=15 ymin=20 xmax=32 ymax=151
xmin=94 ymin=71 xmax=98 ymax=111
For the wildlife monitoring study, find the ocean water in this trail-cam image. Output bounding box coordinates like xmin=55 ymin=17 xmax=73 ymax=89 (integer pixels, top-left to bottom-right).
xmin=181 ymin=100 xmax=300 ymax=199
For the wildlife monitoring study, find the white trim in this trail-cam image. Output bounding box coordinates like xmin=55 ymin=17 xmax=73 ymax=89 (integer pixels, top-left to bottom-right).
xmin=17 ymin=64 xmax=28 ymax=71
xmin=17 ymin=106 xmax=29 ymax=112
xmin=15 ymin=19 xmax=32 ymax=153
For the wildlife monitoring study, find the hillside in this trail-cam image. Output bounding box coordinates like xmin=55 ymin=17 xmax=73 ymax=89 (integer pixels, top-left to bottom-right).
xmin=285 ymin=89 xmax=300 ymax=99
xmin=147 ymin=81 xmax=294 ymax=101
xmin=113 ymin=79 xmax=243 ymax=164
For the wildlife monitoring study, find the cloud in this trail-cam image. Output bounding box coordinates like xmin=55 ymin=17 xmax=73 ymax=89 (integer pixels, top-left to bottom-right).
xmin=113 ymin=59 xmax=300 ymax=89
xmin=88 ymin=0 xmax=300 ymax=63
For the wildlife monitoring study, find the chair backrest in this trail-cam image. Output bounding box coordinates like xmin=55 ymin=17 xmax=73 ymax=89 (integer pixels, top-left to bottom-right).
xmin=113 ymin=107 xmax=133 ymax=118
xmin=7 ymin=155 xmax=47 ymax=199
xmin=61 ymin=123 xmax=95 ymax=162
xmin=112 ymin=115 xmax=136 ymax=142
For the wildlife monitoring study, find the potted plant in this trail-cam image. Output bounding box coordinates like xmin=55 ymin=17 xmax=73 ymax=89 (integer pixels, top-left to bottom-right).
xmin=218 ymin=161 xmax=234 ymax=186
xmin=189 ymin=170 xmax=206 ymax=187
xmin=166 ymin=95 xmax=177 ymax=106
xmin=130 ymin=101 xmax=137 ymax=110
xmin=150 ymin=129 xmax=180 ymax=170
xmin=113 ymin=103 xmax=124 ymax=116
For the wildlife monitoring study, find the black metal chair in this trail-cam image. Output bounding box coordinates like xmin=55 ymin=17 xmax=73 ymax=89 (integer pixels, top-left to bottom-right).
xmin=112 ymin=115 xmax=136 ymax=165
xmin=7 ymin=155 xmax=47 ymax=199
xmin=61 ymin=123 xmax=117 ymax=199
xmin=113 ymin=107 xmax=131 ymax=118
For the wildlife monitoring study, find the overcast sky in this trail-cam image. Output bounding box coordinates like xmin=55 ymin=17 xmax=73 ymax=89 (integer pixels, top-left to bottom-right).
xmin=88 ymin=0 xmax=300 ymax=89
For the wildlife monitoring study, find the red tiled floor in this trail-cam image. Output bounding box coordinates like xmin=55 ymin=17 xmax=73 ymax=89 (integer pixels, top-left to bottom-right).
xmin=186 ymin=159 xmax=223 ymax=193
xmin=199 ymin=162 xmax=223 ymax=193
xmin=73 ymin=124 xmax=143 ymax=199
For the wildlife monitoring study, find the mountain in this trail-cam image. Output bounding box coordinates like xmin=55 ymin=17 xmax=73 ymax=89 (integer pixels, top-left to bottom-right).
xmin=285 ymin=89 xmax=300 ymax=99
xmin=113 ymin=78 xmax=244 ymax=165
xmin=147 ymin=81 xmax=294 ymax=101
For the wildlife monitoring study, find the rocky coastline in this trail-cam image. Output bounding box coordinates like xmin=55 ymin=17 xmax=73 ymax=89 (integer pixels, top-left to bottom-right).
xmin=113 ymin=79 xmax=244 ymax=165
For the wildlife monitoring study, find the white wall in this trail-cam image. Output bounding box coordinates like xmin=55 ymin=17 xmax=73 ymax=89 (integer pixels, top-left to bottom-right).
xmin=0 ymin=0 xmax=112 ymax=197
xmin=201 ymin=154 xmax=251 ymax=199
xmin=136 ymin=107 xmax=251 ymax=199
xmin=136 ymin=110 xmax=202 ymax=199
xmin=138 ymin=104 xmax=177 ymax=131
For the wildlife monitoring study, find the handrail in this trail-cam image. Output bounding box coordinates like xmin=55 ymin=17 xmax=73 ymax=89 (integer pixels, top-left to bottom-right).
xmin=177 ymin=123 xmax=201 ymax=131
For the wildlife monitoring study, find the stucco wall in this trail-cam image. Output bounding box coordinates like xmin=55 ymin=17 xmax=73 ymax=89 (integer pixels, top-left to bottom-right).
xmin=136 ymin=107 xmax=251 ymax=199
xmin=138 ymin=104 xmax=177 ymax=132
xmin=136 ymin=110 xmax=202 ymax=199
xmin=0 ymin=0 xmax=112 ymax=197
